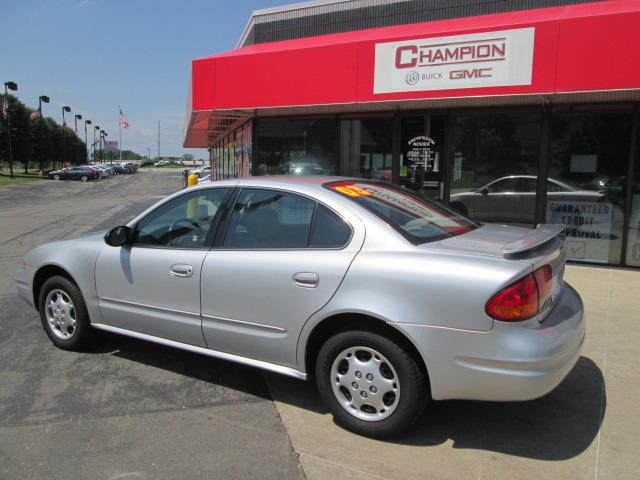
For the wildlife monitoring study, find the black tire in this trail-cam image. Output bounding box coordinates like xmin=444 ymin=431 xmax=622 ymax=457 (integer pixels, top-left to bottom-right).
xmin=81 ymin=175 xmax=88 ymax=182
xmin=38 ymin=275 xmax=94 ymax=350
xmin=316 ymin=330 xmax=428 ymax=438
xmin=53 ymin=174 xmax=60 ymax=181
xmin=449 ymin=201 xmax=468 ymax=216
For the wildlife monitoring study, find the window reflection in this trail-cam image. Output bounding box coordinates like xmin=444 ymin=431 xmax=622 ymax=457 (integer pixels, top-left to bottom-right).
xmin=257 ymin=118 xmax=339 ymax=176
xmin=547 ymin=110 xmax=632 ymax=264
xmin=449 ymin=113 xmax=540 ymax=225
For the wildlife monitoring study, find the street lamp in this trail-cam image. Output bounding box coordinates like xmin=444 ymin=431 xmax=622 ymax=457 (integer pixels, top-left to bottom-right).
xmin=60 ymin=106 xmax=71 ymax=169
xmin=61 ymin=106 xmax=71 ymax=127
xmin=3 ymin=81 xmax=18 ymax=178
xmin=73 ymin=115 xmax=82 ymax=165
xmin=94 ymin=126 xmax=100 ymax=163
xmin=84 ymin=119 xmax=91 ymax=163
xmin=38 ymin=95 xmax=50 ymax=117
xmin=100 ymin=130 xmax=106 ymax=164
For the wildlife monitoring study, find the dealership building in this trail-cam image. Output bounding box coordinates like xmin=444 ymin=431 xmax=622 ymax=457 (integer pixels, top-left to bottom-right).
xmin=184 ymin=0 xmax=640 ymax=267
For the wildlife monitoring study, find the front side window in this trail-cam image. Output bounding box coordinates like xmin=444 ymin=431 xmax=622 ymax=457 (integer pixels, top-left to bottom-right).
xmin=134 ymin=188 xmax=228 ymax=248
xmin=326 ymin=181 xmax=478 ymax=244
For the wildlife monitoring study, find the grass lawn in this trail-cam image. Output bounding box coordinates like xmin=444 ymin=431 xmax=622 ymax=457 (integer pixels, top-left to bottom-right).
xmin=0 ymin=174 xmax=43 ymax=186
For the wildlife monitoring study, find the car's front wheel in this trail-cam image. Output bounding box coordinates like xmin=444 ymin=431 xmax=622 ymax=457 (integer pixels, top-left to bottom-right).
xmin=81 ymin=175 xmax=88 ymax=182
xmin=38 ymin=276 xmax=94 ymax=350
xmin=316 ymin=330 xmax=428 ymax=438
xmin=53 ymin=174 xmax=60 ymax=181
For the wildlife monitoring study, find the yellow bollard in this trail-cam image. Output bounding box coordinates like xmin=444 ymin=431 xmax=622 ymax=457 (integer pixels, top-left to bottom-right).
xmin=186 ymin=174 xmax=200 ymax=219
xmin=187 ymin=173 xmax=199 ymax=187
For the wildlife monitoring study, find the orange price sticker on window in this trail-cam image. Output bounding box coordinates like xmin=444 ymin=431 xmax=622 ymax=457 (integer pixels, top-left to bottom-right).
xmin=333 ymin=185 xmax=373 ymax=197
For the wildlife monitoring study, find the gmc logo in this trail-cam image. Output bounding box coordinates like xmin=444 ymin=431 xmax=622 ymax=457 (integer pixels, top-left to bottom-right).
xmin=450 ymin=68 xmax=493 ymax=80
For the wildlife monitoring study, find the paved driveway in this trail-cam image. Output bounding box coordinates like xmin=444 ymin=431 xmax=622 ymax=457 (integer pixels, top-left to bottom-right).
xmin=0 ymin=171 xmax=303 ymax=480
xmin=0 ymin=170 xmax=637 ymax=479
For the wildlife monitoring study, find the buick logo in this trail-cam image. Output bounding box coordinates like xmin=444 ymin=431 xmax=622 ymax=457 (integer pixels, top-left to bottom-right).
xmin=405 ymin=71 xmax=419 ymax=85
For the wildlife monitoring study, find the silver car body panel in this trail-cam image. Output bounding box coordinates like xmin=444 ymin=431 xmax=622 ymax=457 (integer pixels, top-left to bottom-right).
xmin=16 ymin=176 xmax=584 ymax=400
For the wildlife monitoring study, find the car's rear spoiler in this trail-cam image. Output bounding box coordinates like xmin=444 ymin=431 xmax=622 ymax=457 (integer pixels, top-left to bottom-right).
xmin=502 ymin=224 xmax=565 ymax=258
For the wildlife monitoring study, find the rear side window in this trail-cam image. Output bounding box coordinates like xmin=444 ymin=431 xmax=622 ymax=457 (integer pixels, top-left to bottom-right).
xmin=325 ymin=181 xmax=478 ymax=245
xmin=310 ymin=204 xmax=351 ymax=247
xmin=223 ymin=189 xmax=315 ymax=248
xmin=223 ymin=188 xmax=352 ymax=249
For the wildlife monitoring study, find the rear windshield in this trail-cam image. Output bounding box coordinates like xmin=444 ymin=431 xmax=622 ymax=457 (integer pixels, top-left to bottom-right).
xmin=325 ymin=180 xmax=479 ymax=244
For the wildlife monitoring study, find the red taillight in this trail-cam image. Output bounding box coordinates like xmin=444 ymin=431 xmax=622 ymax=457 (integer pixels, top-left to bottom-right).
xmin=486 ymin=273 xmax=539 ymax=321
xmin=485 ymin=264 xmax=553 ymax=322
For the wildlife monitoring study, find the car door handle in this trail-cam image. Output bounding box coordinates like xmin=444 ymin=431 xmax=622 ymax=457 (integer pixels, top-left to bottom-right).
xmin=170 ymin=264 xmax=193 ymax=278
xmin=292 ymin=272 xmax=319 ymax=288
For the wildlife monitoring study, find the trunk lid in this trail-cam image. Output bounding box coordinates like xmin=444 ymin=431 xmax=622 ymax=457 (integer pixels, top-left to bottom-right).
xmin=425 ymin=223 xmax=566 ymax=320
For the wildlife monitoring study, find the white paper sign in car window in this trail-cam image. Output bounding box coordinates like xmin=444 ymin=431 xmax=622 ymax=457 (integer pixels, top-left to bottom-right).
xmin=373 ymin=27 xmax=535 ymax=94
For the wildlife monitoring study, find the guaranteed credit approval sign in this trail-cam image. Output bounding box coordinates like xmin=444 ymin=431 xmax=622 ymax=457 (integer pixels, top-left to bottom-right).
xmin=373 ymin=28 xmax=535 ymax=94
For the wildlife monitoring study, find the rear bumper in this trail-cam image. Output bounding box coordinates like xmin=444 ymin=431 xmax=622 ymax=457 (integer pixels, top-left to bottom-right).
xmin=393 ymin=283 xmax=585 ymax=401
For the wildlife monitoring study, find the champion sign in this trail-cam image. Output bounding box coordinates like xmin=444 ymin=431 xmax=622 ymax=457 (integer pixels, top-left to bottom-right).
xmin=373 ymin=28 xmax=535 ymax=94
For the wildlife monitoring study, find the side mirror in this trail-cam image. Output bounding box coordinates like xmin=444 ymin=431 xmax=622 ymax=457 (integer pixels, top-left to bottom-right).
xmin=480 ymin=187 xmax=490 ymax=195
xmin=104 ymin=225 xmax=133 ymax=247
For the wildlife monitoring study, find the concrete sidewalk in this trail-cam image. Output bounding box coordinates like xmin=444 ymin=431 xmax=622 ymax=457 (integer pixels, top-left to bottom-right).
xmin=267 ymin=265 xmax=639 ymax=480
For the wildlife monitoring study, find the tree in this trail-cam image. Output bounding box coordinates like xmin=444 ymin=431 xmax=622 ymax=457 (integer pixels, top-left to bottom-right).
xmin=0 ymin=93 xmax=32 ymax=173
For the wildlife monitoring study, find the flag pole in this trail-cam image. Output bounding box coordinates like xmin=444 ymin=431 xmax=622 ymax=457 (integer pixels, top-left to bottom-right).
xmin=118 ymin=106 xmax=122 ymax=162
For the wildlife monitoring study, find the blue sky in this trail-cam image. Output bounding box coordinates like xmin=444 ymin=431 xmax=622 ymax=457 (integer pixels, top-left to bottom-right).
xmin=2 ymin=0 xmax=297 ymax=159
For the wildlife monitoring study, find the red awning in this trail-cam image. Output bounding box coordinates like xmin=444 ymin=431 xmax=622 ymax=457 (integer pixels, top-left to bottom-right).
xmin=185 ymin=0 xmax=640 ymax=147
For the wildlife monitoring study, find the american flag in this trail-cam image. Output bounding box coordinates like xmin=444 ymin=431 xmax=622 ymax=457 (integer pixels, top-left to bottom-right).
xmin=119 ymin=109 xmax=130 ymax=129
xmin=30 ymin=110 xmax=41 ymax=119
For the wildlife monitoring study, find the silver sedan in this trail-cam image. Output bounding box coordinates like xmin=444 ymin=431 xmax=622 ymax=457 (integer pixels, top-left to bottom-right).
xmin=16 ymin=177 xmax=584 ymax=438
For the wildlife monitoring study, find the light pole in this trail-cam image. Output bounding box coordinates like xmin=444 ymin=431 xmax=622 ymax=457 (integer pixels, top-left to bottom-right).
xmin=61 ymin=106 xmax=71 ymax=169
xmin=100 ymin=130 xmax=106 ymax=164
xmin=3 ymin=81 xmax=17 ymax=178
xmin=94 ymin=126 xmax=99 ymax=163
xmin=38 ymin=95 xmax=49 ymax=117
xmin=84 ymin=120 xmax=91 ymax=163
xmin=74 ymin=115 xmax=82 ymax=165
xmin=61 ymin=106 xmax=70 ymax=127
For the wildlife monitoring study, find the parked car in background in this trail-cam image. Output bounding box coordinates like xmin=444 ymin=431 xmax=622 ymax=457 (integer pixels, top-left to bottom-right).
xmin=18 ymin=177 xmax=584 ymax=438
xmin=190 ymin=166 xmax=211 ymax=178
xmin=449 ymin=175 xmax=604 ymax=223
xmin=154 ymin=160 xmax=169 ymax=167
xmin=123 ymin=162 xmax=139 ymax=173
xmin=197 ymin=174 xmax=211 ymax=184
xmin=47 ymin=166 xmax=98 ymax=182
xmin=95 ymin=165 xmax=111 ymax=178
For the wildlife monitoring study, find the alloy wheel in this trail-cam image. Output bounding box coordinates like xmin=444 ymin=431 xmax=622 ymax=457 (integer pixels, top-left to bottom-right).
xmin=44 ymin=289 xmax=77 ymax=340
xmin=331 ymin=346 xmax=400 ymax=421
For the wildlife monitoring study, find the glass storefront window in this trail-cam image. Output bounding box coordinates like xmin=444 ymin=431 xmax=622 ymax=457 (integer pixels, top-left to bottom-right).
xmin=257 ymin=118 xmax=339 ymax=176
xmin=547 ymin=110 xmax=632 ymax=264
xmin=449 ymin=113 xmax=541 ymax=225
xmin=625 ymin=119 xmax=639 ymax=267
xmin=400 ymin=115 xmax=445 ymax=199
xmin=340 ymin=118 xmax=393 ymax=180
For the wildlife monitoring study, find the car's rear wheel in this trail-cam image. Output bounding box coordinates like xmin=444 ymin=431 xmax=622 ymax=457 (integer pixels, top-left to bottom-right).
xmin=53 ymin=174 xmax=60 ymax=181
xmin=38 ymin=276 xmax=93 ymax=350
xmin=81 ymin=175 xmax=88 ymax=182
xmin=316 ymin=330 xmax=428 ymax=438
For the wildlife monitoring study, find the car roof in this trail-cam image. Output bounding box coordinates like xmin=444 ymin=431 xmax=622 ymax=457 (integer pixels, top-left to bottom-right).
xmin=192 ymin=175 xmax=361 ymax=193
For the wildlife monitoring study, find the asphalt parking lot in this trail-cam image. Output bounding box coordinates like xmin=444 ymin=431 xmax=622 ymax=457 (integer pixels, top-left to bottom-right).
xmin=0 ymin=170 xmax=638 ymax=479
